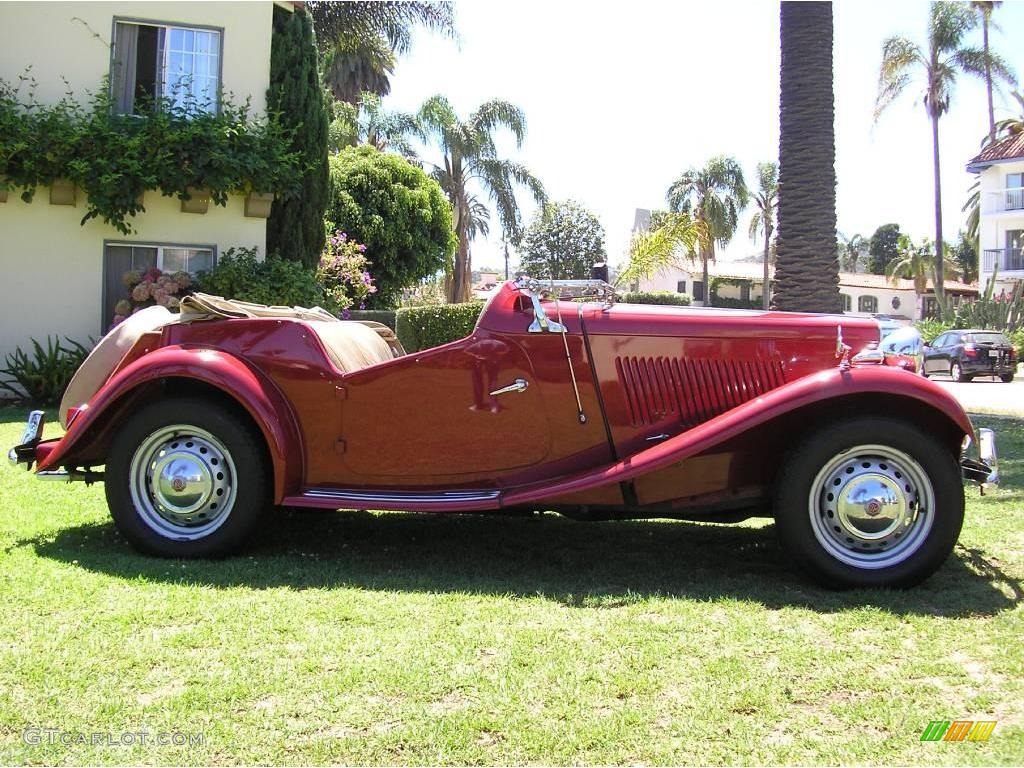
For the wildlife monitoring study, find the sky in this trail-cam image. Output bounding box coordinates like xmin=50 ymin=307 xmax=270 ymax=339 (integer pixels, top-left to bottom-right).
xmin=383 ymin=0 xmax=1024 ymax=273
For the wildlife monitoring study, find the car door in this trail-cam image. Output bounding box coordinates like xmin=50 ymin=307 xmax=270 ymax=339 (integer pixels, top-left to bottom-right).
xmin=336 ymin=333 xmax=552 ymax=482
xmin=924 ymin=333 xmax=947 ymax=374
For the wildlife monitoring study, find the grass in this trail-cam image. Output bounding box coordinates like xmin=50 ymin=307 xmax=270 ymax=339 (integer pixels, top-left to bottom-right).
xmin=0 ymin=406 xmax=1021 ymax=765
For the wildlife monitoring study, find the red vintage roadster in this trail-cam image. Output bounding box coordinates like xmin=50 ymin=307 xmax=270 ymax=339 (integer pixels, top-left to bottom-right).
xmin=9 ymin=278 xmax=998 ymax=588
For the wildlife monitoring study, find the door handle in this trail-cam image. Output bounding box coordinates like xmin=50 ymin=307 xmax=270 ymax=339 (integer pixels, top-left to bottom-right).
xmin=490 ymin=378 xmax=529 ymax=396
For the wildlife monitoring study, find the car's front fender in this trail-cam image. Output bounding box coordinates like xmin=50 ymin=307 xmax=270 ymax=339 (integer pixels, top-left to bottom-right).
xmin=504 ymin=365 xmax=974 ymax=506
xmin=36 ymin=346 xmax=303 ymax=502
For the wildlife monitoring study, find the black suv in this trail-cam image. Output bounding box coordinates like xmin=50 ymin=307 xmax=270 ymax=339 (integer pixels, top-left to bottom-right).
xmin=923 ymin=329 xmax=1018 ymax=382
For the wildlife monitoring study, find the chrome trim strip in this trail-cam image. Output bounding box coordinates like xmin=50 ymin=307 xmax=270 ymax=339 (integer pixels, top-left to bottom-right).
xmin=302 ymin=488 xmax=501 ymax=504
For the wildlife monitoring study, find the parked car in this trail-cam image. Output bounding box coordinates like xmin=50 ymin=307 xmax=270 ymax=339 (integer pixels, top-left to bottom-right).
xmin=922 ymin=329 xmax=1017 ymax=383
xmin=9 ymin=279 xmax=998 ymax=588
xmin=878 ymin=325 xmax=924 ymax=373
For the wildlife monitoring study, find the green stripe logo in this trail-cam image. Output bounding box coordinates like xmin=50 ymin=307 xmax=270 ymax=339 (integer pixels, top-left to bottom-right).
xmin=921 ymin=721 xmax=951 ymax=741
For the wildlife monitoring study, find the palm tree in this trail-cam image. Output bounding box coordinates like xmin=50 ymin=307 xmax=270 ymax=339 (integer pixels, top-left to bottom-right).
xmin=328 ymin=92 xmax=422 ymax=158
xmin=309 ymin=1 xmax=457 ymax=104
xmin=748 ymin=162 xmax=778 ymax=310
xmin=667 ymin=156 xmax=748 ymax=307
xmin=875 ymin=1 xmax=1014 ymax=318
xmin=994 ymin=90 xmax=1024 ymax=138
xmin=970 ymin=1 xmax=1006 ymax=144
xmin=885 ymin=235 xmax=957 ymax=315
xmin=775 ymin=1 xmax=841 ymax=314
xmin=838 ymin=232 xmax=868 ymax=273
xmin=321 ymin=34 xmax=395 ymax=104
xmin=418 ymin=95 xmax=546 ymax=303
xmin=617 ymin=211 xmax=704 ymax=290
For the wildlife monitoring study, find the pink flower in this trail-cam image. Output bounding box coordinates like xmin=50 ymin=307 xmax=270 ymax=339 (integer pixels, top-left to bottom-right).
xmin=114 ymin=299 xmax=132 ymax=316
xmin=131 ymin=283 xmax=150 ymax=302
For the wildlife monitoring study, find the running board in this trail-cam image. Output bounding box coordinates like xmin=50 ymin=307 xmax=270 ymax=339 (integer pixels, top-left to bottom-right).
xmin=282 ymin=487 xmax=503 ymax=512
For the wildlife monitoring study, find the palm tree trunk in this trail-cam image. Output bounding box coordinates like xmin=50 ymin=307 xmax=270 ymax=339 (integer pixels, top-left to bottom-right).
xmin=762 ymin=229 xmax=771 ymax=310
xmin=983 ymin=16 xmax=995 ymax=145
xmin=930 ymin=111 xmax=947 ymax=318
xmin=774 ymin=1 xmax=841 ymax=313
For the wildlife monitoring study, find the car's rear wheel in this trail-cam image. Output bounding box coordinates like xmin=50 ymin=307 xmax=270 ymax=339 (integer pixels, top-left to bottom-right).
xmin=1001 ymin=373 xmax=1014 ymax=383
xmin=105 ymin=398 xmax=268 ymax=557
xmin=774 ymin=417 xmax=963 ymax=588
xmin=951 ymin=361 xmax=970 ymax=382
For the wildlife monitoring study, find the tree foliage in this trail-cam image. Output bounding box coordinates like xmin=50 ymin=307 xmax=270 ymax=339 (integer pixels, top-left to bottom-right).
xmin=310 ymin=1 xmax=456 ymax=103
xmin=328 ymin=92 xmax=421 ymax=158
xmin=748 ymin=161 xmax=778 ymax=309
xmin=266 ymin=6 xmax=330 ymax=268
xmin=867 ymin=223 xmax=902 ymax=275
xmin=618 ymin=211 xmax=703 ymax=289
xmin=326 ymin=146 xmax=456 ymax=308
xmin=951 ymin=231 xmax=978 ymax=284
xmin=518 ymin=201 xmax=606 ymax=280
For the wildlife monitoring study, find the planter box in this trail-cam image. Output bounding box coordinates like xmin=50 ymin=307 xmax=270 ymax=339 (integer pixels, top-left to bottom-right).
xmin=244 ymin=191 xmax=275 ymax=219
xmin=180 ymin=187 xmax=210 ymax=214
xmin=49 ymin=178 xmax=76 ymax=206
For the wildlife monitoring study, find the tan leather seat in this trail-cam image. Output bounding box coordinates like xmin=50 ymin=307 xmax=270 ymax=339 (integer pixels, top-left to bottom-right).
xmin=305 ymin=321 xmax=394 ymax=372
xmin=59 ymin=305 xmax=177 ymax=427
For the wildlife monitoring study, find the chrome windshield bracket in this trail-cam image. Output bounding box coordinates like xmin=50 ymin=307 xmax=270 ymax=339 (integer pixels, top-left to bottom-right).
xmin=515 ymin=276 xmax=616 ymax=333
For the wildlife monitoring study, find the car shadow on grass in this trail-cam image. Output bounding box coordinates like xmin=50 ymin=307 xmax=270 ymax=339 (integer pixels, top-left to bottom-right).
xmin=24 ymin=509 xmax=1022 ymax=617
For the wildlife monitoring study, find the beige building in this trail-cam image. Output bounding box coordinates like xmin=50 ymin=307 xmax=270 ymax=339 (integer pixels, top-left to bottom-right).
xmin=0 ymin=2 xmax=289 ymax=364
xmin=637 ymin=261 xmax=977 ymax=321
xmin=967 ymin=133 xmax=1024 ymax=294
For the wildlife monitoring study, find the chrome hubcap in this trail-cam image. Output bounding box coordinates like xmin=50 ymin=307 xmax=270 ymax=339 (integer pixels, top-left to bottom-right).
xmin=809 ymin=444 xmax=934 ymax=569
xmin=129 ymin=425 xmax=237 ymax=540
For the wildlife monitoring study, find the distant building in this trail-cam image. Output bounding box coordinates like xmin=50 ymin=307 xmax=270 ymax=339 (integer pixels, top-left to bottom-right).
xmin=638 ymin=261 xmax=977 ymax=321
xmin=967 ymin=133 xmax=1024 ymax=293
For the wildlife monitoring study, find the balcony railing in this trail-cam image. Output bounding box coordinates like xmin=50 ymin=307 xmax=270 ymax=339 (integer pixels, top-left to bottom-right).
xmin=984 ymin=187 xmax=1024 ymax=214
xmin=983 ymin=248 xmax=1024 ymax=272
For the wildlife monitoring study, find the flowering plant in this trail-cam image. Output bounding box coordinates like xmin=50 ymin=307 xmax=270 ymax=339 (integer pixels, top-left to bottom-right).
xmin=113 ymin=268 xmax=192 ymax=326
xmin=315 ymin=231 xmax=376 ymax=317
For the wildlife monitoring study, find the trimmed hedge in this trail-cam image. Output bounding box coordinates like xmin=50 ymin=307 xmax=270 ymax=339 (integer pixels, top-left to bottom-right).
xmin=346 ymin=309 xmax=396 ymax=330
xmin=621 ymin=291 xmax=692 ymax=306
xmin=396 ymin=302 xmax=484 ymax=352
xmin=711 ymin=296 xmax=759 ymax=310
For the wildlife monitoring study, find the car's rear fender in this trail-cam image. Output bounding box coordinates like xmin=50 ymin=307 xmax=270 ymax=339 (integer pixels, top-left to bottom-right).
xmin=36 ymin=346 xmax=303 ymax=502
xmin=504 ymin=365 xmax=974 ymax=506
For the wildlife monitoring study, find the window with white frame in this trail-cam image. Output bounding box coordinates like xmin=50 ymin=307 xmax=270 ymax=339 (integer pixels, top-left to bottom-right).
xmin=111 ymin=20 xmax=221 ymax=115
xmin=103 ymin=243 xmax=215 ymax=329
xmin=840 ymin=293 xmax=852 ymax=312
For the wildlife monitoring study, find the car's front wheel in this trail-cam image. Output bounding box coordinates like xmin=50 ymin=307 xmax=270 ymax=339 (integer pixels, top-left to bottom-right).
xmin=105 ymin=398 xmax=268 ymax=557
xmin=774 ymin=417 xmax=963 ymax=588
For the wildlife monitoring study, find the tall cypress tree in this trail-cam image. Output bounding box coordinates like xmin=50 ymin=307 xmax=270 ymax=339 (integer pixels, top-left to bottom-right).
xmin=266 ymin=5 xmax=329 ymax=268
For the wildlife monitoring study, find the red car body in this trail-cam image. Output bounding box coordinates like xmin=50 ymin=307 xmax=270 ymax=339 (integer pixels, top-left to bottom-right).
xmin=10 ymin=279 xmax=998 ymax=586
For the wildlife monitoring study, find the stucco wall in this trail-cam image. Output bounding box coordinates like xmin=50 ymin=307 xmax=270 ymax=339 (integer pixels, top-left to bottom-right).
xmin=977 ymin=162 xmax=1024 ymax=293
xmin=0 ymin=189 xmax=265 ymax=366
xmin=0 ymin=2 xmax=273 ymax=113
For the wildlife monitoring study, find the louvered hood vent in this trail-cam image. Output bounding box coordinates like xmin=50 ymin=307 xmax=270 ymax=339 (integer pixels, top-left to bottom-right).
xmin=615 ymin=356 xmax=786 ymax=427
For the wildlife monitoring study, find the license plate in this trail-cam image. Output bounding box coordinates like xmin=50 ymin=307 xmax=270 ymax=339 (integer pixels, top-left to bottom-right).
xmin=989 ymin=350 xmax=1000 ymax=359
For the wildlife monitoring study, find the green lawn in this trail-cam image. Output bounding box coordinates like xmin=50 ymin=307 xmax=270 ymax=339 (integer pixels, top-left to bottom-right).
xmin=0 ymin=406 xmax=1021 ymax=765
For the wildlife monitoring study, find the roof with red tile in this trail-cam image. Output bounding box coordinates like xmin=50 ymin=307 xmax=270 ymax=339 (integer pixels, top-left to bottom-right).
xmin=967 ymin=132 xmax=1024 ymax=172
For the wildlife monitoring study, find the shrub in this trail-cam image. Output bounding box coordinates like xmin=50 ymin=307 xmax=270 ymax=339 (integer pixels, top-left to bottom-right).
xmin=621 ymin=291 xmax=692 ymax=306
xmin=395 ymin=302 xmax=484 ymax=352
xmin=327 ymin=146 xmax=456 ymax=307
xmin=710 ymin=296 xmax=760 ymax=310
xmin=0 ymin=336 xmax=92 ymax=405
xmin=914 ymin=318 xmax=954 ymax=344
xmin=1008 ymin=328 xmax=1024 ymax=361
xmin=315 ymin=231 xmax=376 ymax=314
xmin=196 ymin=247 xmax=326 ymax=308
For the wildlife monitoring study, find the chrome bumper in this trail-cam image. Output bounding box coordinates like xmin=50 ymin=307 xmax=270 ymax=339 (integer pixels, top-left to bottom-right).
xmin=7 ymin=409 xmax=44 ymax=470
xmin=961 ymin=427 xmax=999 ymax=491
